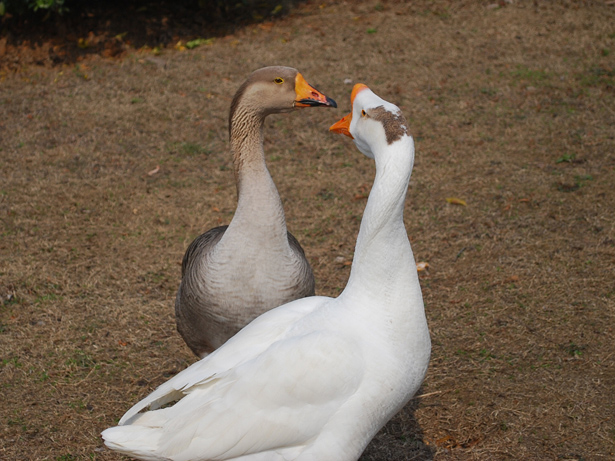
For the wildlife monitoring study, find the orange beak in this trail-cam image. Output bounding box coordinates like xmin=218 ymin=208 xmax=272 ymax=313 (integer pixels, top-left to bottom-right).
xmin=329 ymin=83 xmax=370 ymax=139
xmin=294 ymin=73 xmax=337 ymax=108
xmin=329 ymin=112 xmax=353 ymax=138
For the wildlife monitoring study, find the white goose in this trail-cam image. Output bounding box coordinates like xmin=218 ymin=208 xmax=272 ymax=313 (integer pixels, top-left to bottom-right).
xmin=175 ymin=67 xmax=336 ymax=358
xmin=102 ymin=84 xmax=431 ymax=461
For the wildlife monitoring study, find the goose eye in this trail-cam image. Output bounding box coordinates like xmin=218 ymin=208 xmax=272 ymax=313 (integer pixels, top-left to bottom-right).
xmin=274 ymin=78 xmax=284 ymax=84
xmin=361 ymin=110 xmax=367 ymax=117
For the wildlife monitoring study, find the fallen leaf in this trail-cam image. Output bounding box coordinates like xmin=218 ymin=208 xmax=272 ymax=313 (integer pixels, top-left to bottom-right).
xmin=490 ymin=275 xmax=520 ymax=288
xmin=259 ymin=22 xmax=274 ymax=31
xmin=436 ymin=435 xmax=455 ymax=447
xmin=416 ymin=261 xmax=430 ymax=271
xmin=446 ymin=197 xmax=467 ymax=206
xmin=147 ymin=165 xmax=160 ymax=176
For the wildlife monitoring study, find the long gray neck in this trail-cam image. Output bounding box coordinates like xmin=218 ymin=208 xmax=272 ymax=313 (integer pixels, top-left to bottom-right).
xmin=224 ymin=106 xmax=288 ymax=242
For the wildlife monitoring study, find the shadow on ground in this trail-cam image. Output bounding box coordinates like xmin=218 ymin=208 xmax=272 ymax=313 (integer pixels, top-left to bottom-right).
xmin=362 ymin=391 xmax=436 ymax=461
xmin=0 ymin=0 xmax=305 ymax=68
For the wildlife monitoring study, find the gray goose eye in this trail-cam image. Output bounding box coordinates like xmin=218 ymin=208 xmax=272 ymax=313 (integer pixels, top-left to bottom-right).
xmin=274 ymin=78 xmax=284 ymax=84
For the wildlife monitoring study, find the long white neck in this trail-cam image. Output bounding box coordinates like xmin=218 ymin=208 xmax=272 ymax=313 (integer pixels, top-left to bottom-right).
xmin=340 ymin=135 xmax=419 ymax=306
xmin=222 ymin=108 xmax=288 ymax=244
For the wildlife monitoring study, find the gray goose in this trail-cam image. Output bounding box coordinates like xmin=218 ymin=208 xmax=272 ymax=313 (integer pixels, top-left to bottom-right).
xmin=176 ymin=66 xmax=336 ymax=358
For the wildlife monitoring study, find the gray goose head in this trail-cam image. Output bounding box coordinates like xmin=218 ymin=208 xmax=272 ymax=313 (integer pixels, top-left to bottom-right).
xmin=229 ymin=66 xmax=337 ymax=126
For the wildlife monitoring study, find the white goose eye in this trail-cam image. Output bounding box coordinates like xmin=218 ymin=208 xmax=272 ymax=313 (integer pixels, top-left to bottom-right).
xmin=274 ymin=78 xmax=284 ymax=84
xmin=361 ymin=110 xmax=367 ymax=117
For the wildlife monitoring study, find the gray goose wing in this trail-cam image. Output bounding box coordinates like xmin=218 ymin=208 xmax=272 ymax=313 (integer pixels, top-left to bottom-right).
xmin=180 ymin=225 xmax=228 ymax=276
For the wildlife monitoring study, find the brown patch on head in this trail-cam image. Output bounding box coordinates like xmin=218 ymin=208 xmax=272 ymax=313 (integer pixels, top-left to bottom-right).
xmin=367 ymin=105 xmax=408 ymax=145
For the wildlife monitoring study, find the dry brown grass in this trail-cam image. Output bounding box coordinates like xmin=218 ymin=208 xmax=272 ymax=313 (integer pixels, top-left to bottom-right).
xmin=1 ymin=1 xmax=614 ymax=459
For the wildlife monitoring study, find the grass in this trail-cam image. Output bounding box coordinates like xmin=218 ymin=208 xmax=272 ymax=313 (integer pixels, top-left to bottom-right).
xmin=1 ymin=1 xmax=614 ymax=460
xmin=511 ymin=64 xmax=551 ymax=85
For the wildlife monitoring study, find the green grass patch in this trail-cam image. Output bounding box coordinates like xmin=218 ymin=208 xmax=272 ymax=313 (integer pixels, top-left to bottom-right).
xmin=555 ymin=153 xmax=576 ymax=163
xmin=511 ymin=65 xmax=550 ymax=84
xmin=577 ymin=67 xmax=615 ymax=87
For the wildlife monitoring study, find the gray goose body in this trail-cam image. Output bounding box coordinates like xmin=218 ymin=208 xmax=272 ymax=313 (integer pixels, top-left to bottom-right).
xmin=175 ymin=67 xmax=336 ymax=358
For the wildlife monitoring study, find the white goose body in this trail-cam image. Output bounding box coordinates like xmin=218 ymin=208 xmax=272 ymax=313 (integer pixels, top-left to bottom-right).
xmin=176 ymin=67 xmax=336 ymax=357
xmin=102 ymin=84 xmax=431 ymax=461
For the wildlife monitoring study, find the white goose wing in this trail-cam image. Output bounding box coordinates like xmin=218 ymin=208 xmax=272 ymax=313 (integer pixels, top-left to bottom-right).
xmin=103 ymin=297 xmax=365 ymax=460
xmin=118 ymin=296 xmax=330 ymax=423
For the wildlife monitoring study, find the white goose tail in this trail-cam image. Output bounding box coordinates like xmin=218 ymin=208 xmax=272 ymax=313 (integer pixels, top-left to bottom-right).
xmin=102 ymin=408 xmax=174 ymax=460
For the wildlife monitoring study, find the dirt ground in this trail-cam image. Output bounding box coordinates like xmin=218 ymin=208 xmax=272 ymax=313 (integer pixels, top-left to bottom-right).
xmin=1 ymin=0 xmax=614 ymax=459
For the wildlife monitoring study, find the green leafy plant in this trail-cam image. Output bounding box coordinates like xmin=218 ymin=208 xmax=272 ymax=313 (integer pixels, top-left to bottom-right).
xmin=0 ymin=0 xmax=68 ymax=15
xmin=574 ymin=174 xmax=593 ymax=187
xmin=566 ymin=342 xmax=583 ymax=357
xmin=555 ymin=153 xmax=576 ymax=164
xmin=186 ymin=38 xmax=214 ymax=49
xmin=31 ymin=0 xmax=66 ymax=12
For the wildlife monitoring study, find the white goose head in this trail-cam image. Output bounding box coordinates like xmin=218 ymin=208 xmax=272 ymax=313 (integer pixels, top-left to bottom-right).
xmin=330 ymin=83 xmax=411 ymax=162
